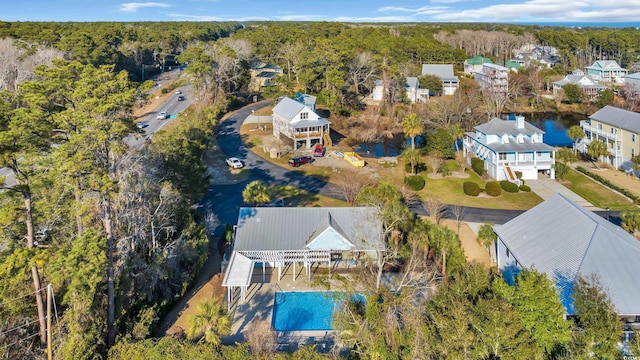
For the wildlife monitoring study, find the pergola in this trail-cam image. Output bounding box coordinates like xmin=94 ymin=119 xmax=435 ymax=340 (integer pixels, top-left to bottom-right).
xmin=221 ymin=207 xmax=383 ymax=311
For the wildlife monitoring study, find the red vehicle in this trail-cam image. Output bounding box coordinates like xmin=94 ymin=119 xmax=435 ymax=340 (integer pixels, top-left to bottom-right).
xmin=313 ymin=144 xmax=325 ymax=157
xmin=288 ymin=155 xmax=313 ymax=167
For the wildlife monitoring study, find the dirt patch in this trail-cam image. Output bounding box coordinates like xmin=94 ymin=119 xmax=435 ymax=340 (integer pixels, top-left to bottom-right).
xmin=426 ymin=171 xmax=470 ymax=180
xmin=575 ymin=162 xmax=640 ymax=198
xmin=440 ymin=219 xmax=491 ymax=267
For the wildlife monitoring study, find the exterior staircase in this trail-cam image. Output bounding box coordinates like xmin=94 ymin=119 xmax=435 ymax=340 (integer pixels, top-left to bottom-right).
xmin=323 ymin=131 xmax=333 ymax=147
xmin=504 ymin=163 xmax=521 ymax=186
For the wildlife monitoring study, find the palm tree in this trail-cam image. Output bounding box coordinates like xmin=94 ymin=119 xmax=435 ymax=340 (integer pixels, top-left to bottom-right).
xmin=404 ymin=148 xmax=421 ymax=175
xmin=567 ymin=125 xmax=585 ymax=155
xmin=402 ymin=113 xmax=423 ymax=150
xmin=477 ymin=223 xmax=496 ymax=262
xmin=186 ymin=299 xmax=231 ymax=346
xmin=586 ymin=140 xmax=610 ymax=168
xmin=242 ymin=180 xmax=271 ymax=206
xmin=449 ymin=123 xmax=465 ymax=153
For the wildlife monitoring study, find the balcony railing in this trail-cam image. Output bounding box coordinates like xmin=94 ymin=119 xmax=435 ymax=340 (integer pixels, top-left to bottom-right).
xmin=580 ymin=121 xmax=622 ymax=141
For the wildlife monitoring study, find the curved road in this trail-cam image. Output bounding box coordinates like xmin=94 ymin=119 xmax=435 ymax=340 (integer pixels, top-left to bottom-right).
xmin=204 ymin=102 xmax=617 ymax=235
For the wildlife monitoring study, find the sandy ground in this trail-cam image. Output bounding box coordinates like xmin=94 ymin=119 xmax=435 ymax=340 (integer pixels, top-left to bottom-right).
xmin=575 ymin=161 xmax=640 ymax=199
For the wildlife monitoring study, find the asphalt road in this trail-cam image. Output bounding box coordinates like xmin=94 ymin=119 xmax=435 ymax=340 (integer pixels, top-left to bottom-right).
xmin=204 ymin=102 xmax=527 ymax=235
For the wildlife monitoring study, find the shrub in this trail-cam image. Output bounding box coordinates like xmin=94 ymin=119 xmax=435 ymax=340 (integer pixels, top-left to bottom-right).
xmin=471 ymin=158 xmax=485 ymax=176
xmin=519 ymin=184 xmax=531 ymax=192
xmin=485 ymin=181 xmax=502 ymax=196
xmin=500 ymin=180 xmax=519 ymax=193
xmin=514 ymin=171 xmax=523 ymax=179
xmin=463 ymin=181 xmax=481 ymax=196
xmin=404 ymin=175 xmax=426 ymax=191
xmin=161 ymin=88 xmax=168 ymax=94
xmin=404 ymin=161 xmax=427 ymax=174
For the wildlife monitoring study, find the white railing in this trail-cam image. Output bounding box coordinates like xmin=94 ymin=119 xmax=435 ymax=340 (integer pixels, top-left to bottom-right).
xmin=580 ymin=121 xmax=622 ymax=141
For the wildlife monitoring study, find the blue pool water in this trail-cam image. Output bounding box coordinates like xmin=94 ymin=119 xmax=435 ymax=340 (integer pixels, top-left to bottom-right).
xmin=272 ymin=292 xmax=358 ymax=331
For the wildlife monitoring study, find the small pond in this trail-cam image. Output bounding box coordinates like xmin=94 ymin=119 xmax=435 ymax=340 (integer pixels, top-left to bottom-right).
xmin=354 ymin=113 xmax=585 ymax=158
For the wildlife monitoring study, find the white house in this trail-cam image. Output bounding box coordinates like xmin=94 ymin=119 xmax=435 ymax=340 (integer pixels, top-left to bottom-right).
xmin=474 ymin=63 xmax=509 ymax=93
xmin=222 ymin=207 xmax=384 ymax=310
xmin=552 ymin=69 xmax=606 ymax=99
xmin=463 ymin=115 xmax=556 ymax=182
xmin=495 ymin=193 xmax=640 ymax=324
xmin=371 ymin=77 xmax=428 ymax=103
xmin=585 ymin=60 xmax=628 ymax=83
xmin=272 ymin=96 xmax=331 ymax=150
xmin=421 ymin=64 xmax=459 ymax=95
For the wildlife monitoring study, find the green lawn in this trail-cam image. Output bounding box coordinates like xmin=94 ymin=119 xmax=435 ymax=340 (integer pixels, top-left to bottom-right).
xmin=419 ymin=170 xmax=544 ymax=210
xmin=562 ymin=169 xmax=638 ymax=211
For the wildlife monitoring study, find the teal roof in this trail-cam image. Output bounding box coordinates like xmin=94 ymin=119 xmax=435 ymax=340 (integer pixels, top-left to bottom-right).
xmin=465 ymin=55 xmax=493 ymax=66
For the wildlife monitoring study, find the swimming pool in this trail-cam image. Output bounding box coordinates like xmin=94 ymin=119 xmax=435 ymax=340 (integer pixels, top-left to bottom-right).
xmin=271 ymin=291 xmax=354 ymax=331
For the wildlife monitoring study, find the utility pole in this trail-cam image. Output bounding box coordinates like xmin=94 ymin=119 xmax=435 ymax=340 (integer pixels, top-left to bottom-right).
xmin=47 ymin=284 xmax=52 ymax=360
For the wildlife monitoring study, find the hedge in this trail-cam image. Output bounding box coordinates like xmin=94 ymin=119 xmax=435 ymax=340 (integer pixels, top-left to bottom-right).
xmin=463 ymin=181 xmax=481 ymax=196
xmin=485 ymin=181 xmax=502 ymax=196
xmin=519 ymin=184 xmax=531 ymax=192
xmin=471 ymin=158 xmax=485 ymax=176
xmin=404 ymin=175 xmax=426 ymax=191
xmin=576 ymin=166 xmax=639 ymax=203
xmin=500 ymin=180 xmax=519 ymax=193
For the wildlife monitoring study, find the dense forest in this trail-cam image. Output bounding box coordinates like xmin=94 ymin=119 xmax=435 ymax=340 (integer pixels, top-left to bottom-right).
xmin=1 ymin=20 xmax=639 ymax=359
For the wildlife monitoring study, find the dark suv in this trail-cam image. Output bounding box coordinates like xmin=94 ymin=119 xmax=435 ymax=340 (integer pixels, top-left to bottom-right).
xmin=288 ymin=155 xmax=313 ymax=167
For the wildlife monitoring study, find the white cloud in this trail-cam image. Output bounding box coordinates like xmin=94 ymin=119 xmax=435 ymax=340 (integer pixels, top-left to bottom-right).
xmin=119 ymin=2 xmax=172 ymax=13
xmin=430 ymin=0 xmax=640 ymax=22
xmin=378 ymin=6 xmax=446 ymax=13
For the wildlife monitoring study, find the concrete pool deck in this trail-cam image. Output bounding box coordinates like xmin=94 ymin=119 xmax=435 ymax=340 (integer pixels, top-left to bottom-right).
xmin=221 ymin=264 xmax=355 ymax=353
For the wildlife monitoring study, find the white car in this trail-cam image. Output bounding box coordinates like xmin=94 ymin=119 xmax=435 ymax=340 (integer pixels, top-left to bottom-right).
xmin=157 ymin=111 xmax=168 ymax=120
xmin=175 ymin=90 xmax=182 ymax=95
xmin=225 ymin=157 xmax=243 ymax=169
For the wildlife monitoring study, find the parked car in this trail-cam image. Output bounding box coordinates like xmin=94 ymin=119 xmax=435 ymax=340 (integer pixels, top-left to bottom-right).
xmin=288 ymin=155 xmax=313 ymax=167
xmin=313 ymin=144 xmax=325 ymax=157
xmin=177 ymin=95 xmax=185 ymax=101
xmin=225 ymin=157 xmax=244 ymax=169
xmin=157 ymin=111 xmax=168 ymax=120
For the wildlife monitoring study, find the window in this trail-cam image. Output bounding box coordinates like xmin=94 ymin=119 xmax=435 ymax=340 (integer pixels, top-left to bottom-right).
xmin=300 ymin=112 xmax=308 ymax=120
xmin=506 ymin=249 xmax=510 ymax=258
xmin=499 ymin=153 xmax=507 ymax=161
xmin=633 ymin=149 xmax=635 ymax=157
xmin=633 ymin=134 xmax=636 ymax=142
xmin=598 ymin=123 xmax=602 ymax=131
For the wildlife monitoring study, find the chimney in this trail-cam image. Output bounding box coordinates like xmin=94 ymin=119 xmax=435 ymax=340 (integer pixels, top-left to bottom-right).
xmin=516 ymin=115 xmax=525 ymax=129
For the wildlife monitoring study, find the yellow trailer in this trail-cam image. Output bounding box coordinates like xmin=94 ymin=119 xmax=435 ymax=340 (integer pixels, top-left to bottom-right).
xmin=343 ymin=152 xmax=365 ymax=168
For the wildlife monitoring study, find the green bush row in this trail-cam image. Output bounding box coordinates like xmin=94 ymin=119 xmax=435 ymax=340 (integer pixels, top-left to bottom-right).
xmin=519 ymin=184 xmax=531 ymax=192
xmin=404 ymin=175 xmax=426 ymax=191
xmin=500 ymin=180 xmax=520 ymax=193
xmin=575 ymin=166 xmax=639 ymax=203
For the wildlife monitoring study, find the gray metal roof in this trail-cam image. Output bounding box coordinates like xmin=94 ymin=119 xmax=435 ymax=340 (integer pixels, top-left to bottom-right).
xmin=484 ymin=135 xmax=556 ymax=153
xmin=624 ymin=72 xmax=640 ymax=80
xmin=406 ymin=76 xmax=419 ymax=89
xmin=272 ymin=97 xmax=306 ymax=121
xmin=586 ymin=60 xmax=625 ymax=70
xmin=589 ymin=105 xmax=640 ymax=134
xmin=234 ymin=207 xmax=383 ymax=252
xmin=421 ymin=64 xmax=459 ymax=81
xmin=475 ymin=117 xmax=544 ymax=137
xmin=494 ymin=193 xmax=640 ymax=315
xmin=552 ymin=73 xmax=605 ymax=90
xmin=291 ymin=118 xmax=331 ymax=128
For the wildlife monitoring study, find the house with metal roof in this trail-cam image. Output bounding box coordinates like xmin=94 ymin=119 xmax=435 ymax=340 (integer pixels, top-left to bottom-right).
xmin=463 ymin=115 xmax=556 ymax=182
xmin=586 ymin=60 xmax=628 ymax=83
xmin=272 ymin=96 xmax=331 ymax=149
xmin=579 ymin=105 xmax=640 ymax=172
xmin=464 ymin=55 xmax=493 ymax=75
xmin=552 ymin=69 xmax=606 ymax=100
xmin=624 ymin=72 xmax=640 ymax=90
xmin=474 ymin=63 xmax=510 ymax=94
xmin=421 ymin=64 xmax=459 ymax=95
xmin=370 ymin=77 xmax=429 ymax=103
xmin=222 ymin=207 xmax=384 ymax=310
xmin=495 ymin=193 xmax=640 ymax=322
xmin=249 ymin=61 xmax=283 ymax=91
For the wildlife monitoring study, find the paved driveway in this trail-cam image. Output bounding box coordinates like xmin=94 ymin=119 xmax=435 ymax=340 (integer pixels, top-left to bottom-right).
xmin=526 ymin=177 xmax=600 ymax=210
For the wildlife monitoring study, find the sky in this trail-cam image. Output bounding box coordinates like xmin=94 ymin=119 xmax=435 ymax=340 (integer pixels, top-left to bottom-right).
xmin=4 ymin=0 xmax=640 ymax=25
